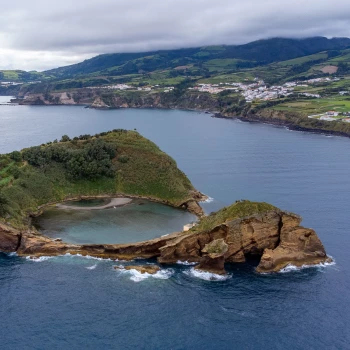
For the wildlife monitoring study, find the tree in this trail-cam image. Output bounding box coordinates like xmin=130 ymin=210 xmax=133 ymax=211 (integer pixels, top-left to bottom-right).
xmin=9 ymin=151 xmax=22 ymax=162
xmin=0 ymin=193 xmax=8 ymax=217
xmin=60 ymin=135 xmax=71 ymax=142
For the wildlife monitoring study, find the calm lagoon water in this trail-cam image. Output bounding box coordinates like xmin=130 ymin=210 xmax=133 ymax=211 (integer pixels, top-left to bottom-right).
xmin=1 ymin=99 xmax=350 ymax=349
xmin=33 ymin=199 xmax=196 ymax=244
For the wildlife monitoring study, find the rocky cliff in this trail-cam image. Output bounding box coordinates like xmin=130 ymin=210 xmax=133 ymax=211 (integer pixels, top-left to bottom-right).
xmin=16 ymin=89 xmax=220 ymax=112
xmin=0 ymin=201 xmax=331 ymax=274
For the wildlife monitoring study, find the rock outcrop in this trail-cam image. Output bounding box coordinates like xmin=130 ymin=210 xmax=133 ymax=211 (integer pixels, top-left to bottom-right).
xmin=195 ymin=239 xmax=228 ymax=275
xmin=0 ymin=223 xmax=21 ymax=253
xmin=0 ymin=201 xmax=331 ymax=274
xmin=114 ymin=265 xmax=160 ymax=274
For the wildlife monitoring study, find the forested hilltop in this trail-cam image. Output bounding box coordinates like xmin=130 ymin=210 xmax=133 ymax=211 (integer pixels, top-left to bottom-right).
xmin=0 ymin=130 xmax=202 ymax=228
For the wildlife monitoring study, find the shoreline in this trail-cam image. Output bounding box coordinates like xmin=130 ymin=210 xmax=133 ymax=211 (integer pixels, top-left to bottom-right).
xmin=56 ymin=197 xmax=133 ymax=210
xmin=31 ymin=193 xmax=206 ymax=220
xmin=212 ymin=112 xmax=350 ymax=139
xmin=7 ymin=94 xmax=350 ymax=139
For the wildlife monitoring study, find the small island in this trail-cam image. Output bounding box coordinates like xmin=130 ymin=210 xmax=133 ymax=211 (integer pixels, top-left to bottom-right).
xmin=0 ymin=130 xmax=331 ymax=274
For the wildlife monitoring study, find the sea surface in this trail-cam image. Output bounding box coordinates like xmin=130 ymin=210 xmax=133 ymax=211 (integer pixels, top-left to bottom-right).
xmin=1 ymin=97 xmax=350 ymax=349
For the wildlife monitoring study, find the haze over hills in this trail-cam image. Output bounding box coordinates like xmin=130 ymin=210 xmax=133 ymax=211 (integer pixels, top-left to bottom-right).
xmin=2 ymin=35 xmax=350 ymax=139
xmin=1 ymin=37 xmax=350 ymax=83
xmin=44 ymin=37 xmax=350 ymax=78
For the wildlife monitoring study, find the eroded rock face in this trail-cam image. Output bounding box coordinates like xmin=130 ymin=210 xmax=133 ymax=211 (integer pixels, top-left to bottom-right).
xmin=256 ymin=224 xmax=329 ymax=273
xmin=195 ymin=239 xmax=228 ymax=275
xmin=0 ymin=223 xmax=21 ymax=253
xmin=0 ymin=209 xmax=330 ymax=274
xmin=157 ymin=210 xmax=329 ymax=273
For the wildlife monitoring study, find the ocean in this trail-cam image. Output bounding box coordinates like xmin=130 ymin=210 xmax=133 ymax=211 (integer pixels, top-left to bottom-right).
xmin=0 ymin=98 xmax=349 ymax=349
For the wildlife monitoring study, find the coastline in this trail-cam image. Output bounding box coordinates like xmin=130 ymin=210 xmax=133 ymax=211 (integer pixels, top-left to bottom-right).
xmin=7 ymin=90 xmax=350 ymax=139
xmin=213 ymin=112 xmax=350 ymax=138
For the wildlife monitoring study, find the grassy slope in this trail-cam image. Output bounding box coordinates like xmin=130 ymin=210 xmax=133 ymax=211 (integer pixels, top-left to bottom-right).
xmin=190 ymin=201 xmax=277 ymax=233
xmin=0 ymin=130 xmax=195 ymax=228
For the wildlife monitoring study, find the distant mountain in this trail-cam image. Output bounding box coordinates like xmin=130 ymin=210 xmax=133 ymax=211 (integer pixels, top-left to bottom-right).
xmin=45 ymin=37 xmax=350 ymax=78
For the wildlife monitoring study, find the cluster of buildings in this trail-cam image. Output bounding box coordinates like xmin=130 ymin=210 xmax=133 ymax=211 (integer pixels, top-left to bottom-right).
xmin=87 ymin=84 xmax=132 ymax=90
xmin=190 ymin=80 xmax=313 ymax=102
xmin=304 ymin=77 xmax=339 ymax=84
xmin=0 ymin=81 xmax=24 ymax=86
xmin=308 ymin=111 xmax=350 ymax=123
xmin=0 ymin=80 xmax=41 ymax=86
xmin=190 ymin=76 xmax=345 ymax=102
xmin=87 ymin=83 xmax=174 ymax=93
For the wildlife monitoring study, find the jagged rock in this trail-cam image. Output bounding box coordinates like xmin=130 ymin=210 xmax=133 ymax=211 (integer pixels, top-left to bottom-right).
xmin=183 ymin=200 xmax=205 ymax=217
xmin=256 ymin=226 xmax=328 ymax=273
xmin=0 ymin=223 xmax=21 ymax=253
xmin=0 ymin=202 xmax=330 ymax=274
xmin=114 ymin=265 xmax=160 ymax=274
xmin=195 ymin=239 xmax=228 ymax=275
xmin=90 ymin=97 xmax=110 ymax=109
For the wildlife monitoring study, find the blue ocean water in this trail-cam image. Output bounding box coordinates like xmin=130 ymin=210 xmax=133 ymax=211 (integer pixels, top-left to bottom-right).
xmin=0 ymin=99 xmax=350 ymax=349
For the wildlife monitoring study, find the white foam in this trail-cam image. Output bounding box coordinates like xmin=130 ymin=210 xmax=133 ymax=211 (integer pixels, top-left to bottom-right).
xmin=184 ymin=267 xmax=231 ymax=281
xmin=26 ymin=256 xmax=54 ymax=262
xmin=6 ymin=252 xmax=17 ymax=257
xmin=86 ymin=264 xmax=97 ymax=270
xmin=201 ymin=196 xmax=214 ymax=203
xmin=278 ymin=257 xmax=336 ymax=274
xmin=64 ymin=253 xmax=112 ymax=261
xmin=176 ymin=260 xmax=197 ymax=266
xmin=116 ymin=266 xmax=174 ymax=282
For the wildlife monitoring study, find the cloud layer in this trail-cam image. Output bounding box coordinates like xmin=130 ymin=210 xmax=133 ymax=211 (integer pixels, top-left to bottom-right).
xmin=1 ymin=0 xmax=350 ymax=70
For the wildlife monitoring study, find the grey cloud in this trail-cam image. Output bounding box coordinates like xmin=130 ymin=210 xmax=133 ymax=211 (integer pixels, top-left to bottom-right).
xmin=0 ymin=0 xmax=350 ymax=70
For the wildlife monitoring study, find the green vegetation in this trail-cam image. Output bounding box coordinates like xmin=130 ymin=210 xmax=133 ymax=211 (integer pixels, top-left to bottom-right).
xmin=0 ymin=130 xmax=195 ymax=228
xmin=272 ymin=96 xmax=350 ymax=115
xmin=190 ymin=201 xmax=277 ymax=233
xmin=0 ymin=70 xmax=46 ymax=82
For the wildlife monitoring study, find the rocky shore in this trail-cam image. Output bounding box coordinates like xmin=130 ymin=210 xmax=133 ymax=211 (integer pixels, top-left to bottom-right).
xmin=12 ymin=89 xmax=350 ymax=138
xmin=0 ymin=201 xmax=331 ymax=274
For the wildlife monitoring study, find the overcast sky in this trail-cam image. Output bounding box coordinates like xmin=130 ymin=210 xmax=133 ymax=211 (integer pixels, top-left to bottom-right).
xmin=1 ymin=0 xmax=349 ymax=71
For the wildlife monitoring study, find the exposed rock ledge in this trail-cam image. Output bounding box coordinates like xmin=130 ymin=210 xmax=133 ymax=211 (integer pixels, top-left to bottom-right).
xmin=0 ymin=202 xmax=331 ymax=274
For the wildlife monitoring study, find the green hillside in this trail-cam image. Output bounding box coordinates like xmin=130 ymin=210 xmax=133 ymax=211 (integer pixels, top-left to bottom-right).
xmin=44 ymin=37 xmax=350 ymax=79
xmin=0 ymin=130 xmax=196 ymax=228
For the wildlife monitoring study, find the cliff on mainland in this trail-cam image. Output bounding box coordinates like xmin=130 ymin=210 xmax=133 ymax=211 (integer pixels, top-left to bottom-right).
xmin=15 ymin=88 xmax=350 ymax=137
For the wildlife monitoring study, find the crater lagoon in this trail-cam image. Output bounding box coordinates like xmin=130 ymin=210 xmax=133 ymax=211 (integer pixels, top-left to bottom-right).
xmin=1 ymin=98 xmax=350 ymax=349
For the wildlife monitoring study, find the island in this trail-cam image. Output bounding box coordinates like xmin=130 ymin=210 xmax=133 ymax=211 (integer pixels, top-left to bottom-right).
xmin=0 ymin=130 xmax=331 ymax=274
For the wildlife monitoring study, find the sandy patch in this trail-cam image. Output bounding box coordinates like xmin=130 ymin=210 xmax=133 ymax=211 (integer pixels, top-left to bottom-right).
xmin=56 ymin=198 xmax=132 ymax=210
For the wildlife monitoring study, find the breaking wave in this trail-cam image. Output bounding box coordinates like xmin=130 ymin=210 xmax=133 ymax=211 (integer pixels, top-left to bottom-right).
xmin=64 ymin=253 xmax=113 ymax=261
xmin=116 ymin=266 xmax=174 ymax=282
xmin=201 ymin=196 xmax=214 ymax=203
xmin=176 ymin=260 xmax=197 ymax=266
xmin=279 ymin=257 xmax=336 ymax=274
xmin=26 ymin=256 xmax=54 ymax=262
xmin=86 ymin=264 xmax=97 ymax=270
xmin=184 ymin=267 xmax=231 ymax=281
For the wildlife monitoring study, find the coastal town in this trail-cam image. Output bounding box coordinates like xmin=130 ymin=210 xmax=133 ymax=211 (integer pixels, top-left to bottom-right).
xmin=86 ymin=77 xmax=342 ymax=104
xmin=3 ymin=76 xmax=350 ymax=123
xmin=190 ymin=77 xmax=340 ymax=101
xmin=308 ymin=110 xmax=350 ymax=123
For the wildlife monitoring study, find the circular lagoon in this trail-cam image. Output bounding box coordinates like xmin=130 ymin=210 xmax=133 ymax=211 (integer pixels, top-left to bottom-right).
xmin=32 ymin=199 xmax=197 ymax=244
